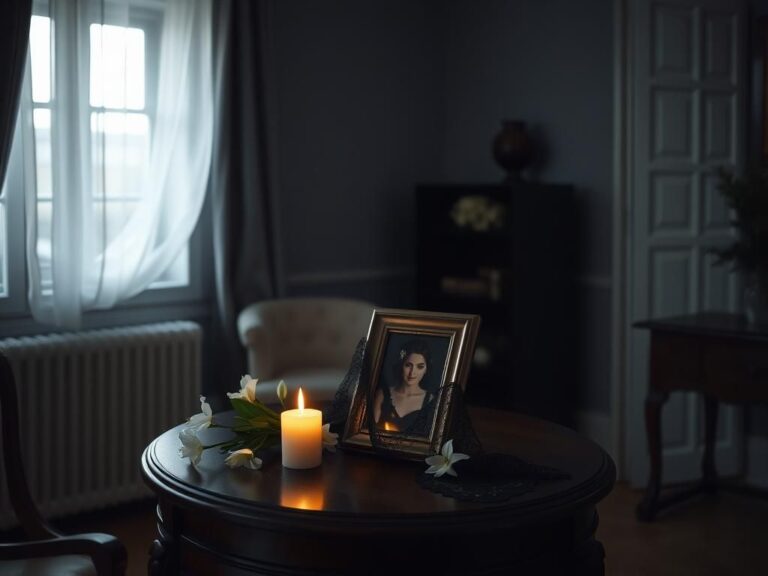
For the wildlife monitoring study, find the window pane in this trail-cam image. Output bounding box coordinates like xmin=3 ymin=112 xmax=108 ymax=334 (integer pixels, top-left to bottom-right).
xmin=91 ymin=198 xmax=139 ymax=246
xmin=90 ymin=111 xmax=150 ymax=200
xmin=33 ymin=109 xmax=53 ymax=200
xmin=151 ymin=245 xmax=189 ymax=289
xmin=30 ymin=16 xmax=52 ymax=104
xmin=90 ymin=24 xmax=145 ymax=110
xmin=36 ymin=199 xmax=53 ymax=291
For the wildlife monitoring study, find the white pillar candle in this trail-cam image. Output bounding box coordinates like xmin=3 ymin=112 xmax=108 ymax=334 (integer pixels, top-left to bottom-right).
xmin=281 ymin=388 xmax=322 ymax=469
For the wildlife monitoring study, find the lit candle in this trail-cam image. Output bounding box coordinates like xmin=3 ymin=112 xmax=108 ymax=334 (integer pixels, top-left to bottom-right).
xmin=280 ymin=388 xmax=322 ymax=469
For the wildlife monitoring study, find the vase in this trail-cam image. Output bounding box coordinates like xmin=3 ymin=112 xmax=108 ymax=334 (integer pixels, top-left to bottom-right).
xmin=492 ymin=120 xmax=533 ymax=182
xmin=744 ymin=271 xmax=768 ymax=325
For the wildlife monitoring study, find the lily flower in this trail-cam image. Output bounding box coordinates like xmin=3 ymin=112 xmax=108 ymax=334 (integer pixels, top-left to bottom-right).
xmin=224 ymin=448 xmax=263 ymax=470
xmin=276 ymin=380 xmax=288 ymax=408
xmin=227 ymin=375 xmax=258 ymax=403
xmin=322 ymin=423 xmax=338 ymax=453
xmin=186 ymin=395 xmax=213 ymax=431
xmin=424 ymin=439 xmax=469 ymax=478
xmin=178 ymin=428 xmax=204 ymax=466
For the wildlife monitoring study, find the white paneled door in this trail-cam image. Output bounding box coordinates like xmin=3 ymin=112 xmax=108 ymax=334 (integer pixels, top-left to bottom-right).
xmin=627 ymin=0 xmax=746 ymax=487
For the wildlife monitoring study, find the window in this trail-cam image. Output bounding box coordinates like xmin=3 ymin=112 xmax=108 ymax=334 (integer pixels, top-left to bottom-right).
xmin=0 ymin=0 xmax=208 ymax=323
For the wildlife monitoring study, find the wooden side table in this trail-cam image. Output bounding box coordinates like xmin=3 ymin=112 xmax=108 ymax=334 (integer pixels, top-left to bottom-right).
xmin=142 ymin=408 xmax=615 ymax=575
xmin=634 ymin=313 xmax=768 ymax=521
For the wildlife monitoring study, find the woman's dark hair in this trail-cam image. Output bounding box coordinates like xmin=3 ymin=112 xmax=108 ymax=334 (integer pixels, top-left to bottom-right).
xmin=390 ymin=338 xmax=434 ymax=391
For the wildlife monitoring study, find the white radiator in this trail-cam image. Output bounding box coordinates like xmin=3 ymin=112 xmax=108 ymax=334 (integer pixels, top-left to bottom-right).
xmin=0 ymin=321 xmax=201 ymax=528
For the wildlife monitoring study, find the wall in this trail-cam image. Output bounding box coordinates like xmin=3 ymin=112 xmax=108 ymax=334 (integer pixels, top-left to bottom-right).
xmin=439 ymin=0 xmax=614 ymax=414
xmin=268 ymin=0 xmax=444 ymax=306
xmin=267 ymin=0 xmax=615 ymax=416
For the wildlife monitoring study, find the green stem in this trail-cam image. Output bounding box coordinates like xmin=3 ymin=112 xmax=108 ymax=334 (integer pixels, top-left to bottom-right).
xmin=202 ymin=439 xmax=234 ymax=450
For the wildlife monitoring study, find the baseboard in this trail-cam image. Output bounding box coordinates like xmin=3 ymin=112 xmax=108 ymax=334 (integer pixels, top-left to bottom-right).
xmin=746 ymin=435 xmax=768 ymax=489
xmin=576 ymin=410 xmax=616 ymax=465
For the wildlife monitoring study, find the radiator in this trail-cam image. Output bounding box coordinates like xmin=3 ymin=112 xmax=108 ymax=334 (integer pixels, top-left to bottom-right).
xmin=0 ymin=321 xmax=201 ymax=528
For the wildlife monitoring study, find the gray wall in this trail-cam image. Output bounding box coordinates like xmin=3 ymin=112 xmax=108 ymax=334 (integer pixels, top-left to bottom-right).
xmin=269 ymin=0 xmax=443 ymax=306
xmin=439 ymin=0 xmax=614 ymax=413
xmin=268 ymin=0 xmax=614 ymax=414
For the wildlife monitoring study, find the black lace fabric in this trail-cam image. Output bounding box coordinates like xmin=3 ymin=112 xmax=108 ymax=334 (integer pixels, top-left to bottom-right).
xmin=323 ymin=337 xmax=367 ymax=428
xmin=416 ymin=453 xmax=570 ymax=503
xmin=326 ymin=338 xmax=570 ymax=503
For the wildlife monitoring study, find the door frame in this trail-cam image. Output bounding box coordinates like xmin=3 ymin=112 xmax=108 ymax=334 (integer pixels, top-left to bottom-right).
xmin=611 ymin=0 xmax=630 ymax=480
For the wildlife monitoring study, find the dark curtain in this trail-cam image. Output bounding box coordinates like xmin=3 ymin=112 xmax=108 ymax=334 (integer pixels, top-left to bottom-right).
xmin=210 ymin=0 xmax=276 ymax=398
xmin=0 ymin=0 xmax=32 ymax=187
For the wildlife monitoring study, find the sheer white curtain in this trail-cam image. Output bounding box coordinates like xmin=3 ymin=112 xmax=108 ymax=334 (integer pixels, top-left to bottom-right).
xmin=21 ymin=0 xmax=212 ymax=328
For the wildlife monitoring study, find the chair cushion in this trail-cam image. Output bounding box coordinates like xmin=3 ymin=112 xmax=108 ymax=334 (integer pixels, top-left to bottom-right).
xmin=255 ymin=368 xmax=348 ymax=405
xmin=0 ymin=556 xmax=96 ymax=576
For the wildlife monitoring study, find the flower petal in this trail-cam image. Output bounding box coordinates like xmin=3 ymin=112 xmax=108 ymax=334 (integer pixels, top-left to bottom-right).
xmin=425 ymin=455 xmax=445 ymax=467
xmin=450 ymin=453 xmax=470 ymax=464
xmin=246 ymin=456 xmax=263 ymax=470
xmin=276 ymin=380 xmax=288 ymax=403
xmin=442 ymin=439 xmax=454 ymax=459
xmin=322 ymin=423 xmax=339 ymax=452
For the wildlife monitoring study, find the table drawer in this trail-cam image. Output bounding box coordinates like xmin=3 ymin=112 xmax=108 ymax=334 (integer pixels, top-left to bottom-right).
xmin=704 ymin=340 xmax=768 ymax=403
xmin=650 ymin=333 xmax=701 ymax=391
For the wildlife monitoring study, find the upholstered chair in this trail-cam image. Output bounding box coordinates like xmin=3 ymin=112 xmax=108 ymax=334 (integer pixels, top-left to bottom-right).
xmin=0 ymin=352 xmax=127 ymax=576
xmin=237 ymin=298 xmax=374 ymax=405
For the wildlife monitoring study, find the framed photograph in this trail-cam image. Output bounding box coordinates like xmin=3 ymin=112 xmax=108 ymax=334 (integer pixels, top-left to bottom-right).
xmin=341 ymin=308 xmax=481 ymax=460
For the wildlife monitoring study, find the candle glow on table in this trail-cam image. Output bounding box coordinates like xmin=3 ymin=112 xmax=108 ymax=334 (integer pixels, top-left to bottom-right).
xmin=280 ymin=388 xmax=322 ymax=469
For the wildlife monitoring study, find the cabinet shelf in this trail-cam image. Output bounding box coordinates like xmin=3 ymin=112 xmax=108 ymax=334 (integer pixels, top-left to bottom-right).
xmin=415 ymin=182 xmax=577 ymax=426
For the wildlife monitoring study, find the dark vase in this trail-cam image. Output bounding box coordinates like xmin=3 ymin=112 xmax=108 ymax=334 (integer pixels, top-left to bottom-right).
xmin=492 ymin=120 xmax=534 ymax=182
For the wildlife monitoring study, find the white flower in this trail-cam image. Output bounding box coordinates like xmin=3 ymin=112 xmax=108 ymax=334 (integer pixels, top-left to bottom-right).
xmin=322 ymin=423 xmax=338 ymax=453
xmin=224 ymin=448 xmax=263 ymax=470
xmin=227 ymin=375 xmax=258 ymax=403
xmin=424 ymin=439 xmax=470 ymax=478
xmin=178 ymin=428 xmax=204 ymax=466
xmin=186 ymin=395 xmax=213 ymax=431
xmin=276 ymin=380 xmax=288 ymax=406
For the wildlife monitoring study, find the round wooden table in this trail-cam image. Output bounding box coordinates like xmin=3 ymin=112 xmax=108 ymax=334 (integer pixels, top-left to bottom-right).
xmin=142 ymin=408 xmax=615 ymax=575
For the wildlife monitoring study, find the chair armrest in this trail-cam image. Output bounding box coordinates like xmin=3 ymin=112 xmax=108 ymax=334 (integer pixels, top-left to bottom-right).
xmin=0 ymin=533 xmax=127 ymax=576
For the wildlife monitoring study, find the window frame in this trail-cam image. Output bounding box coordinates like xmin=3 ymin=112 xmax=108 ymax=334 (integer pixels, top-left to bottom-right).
xmin=0 ymin=0 xmax=210 ymax=329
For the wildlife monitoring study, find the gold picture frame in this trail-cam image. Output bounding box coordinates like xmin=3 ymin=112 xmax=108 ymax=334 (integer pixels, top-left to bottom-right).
xmin=341 ymin=308 xmax=481 ymax=460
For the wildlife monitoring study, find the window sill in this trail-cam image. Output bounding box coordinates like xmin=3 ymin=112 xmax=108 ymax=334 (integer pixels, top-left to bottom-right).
xmin=0 ymin=298 xmax=212 ymax=339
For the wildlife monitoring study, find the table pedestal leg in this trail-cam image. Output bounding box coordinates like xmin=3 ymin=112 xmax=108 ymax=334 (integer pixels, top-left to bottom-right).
xmin=702 ymin=395 xmax=719 ymax=492
xmin=636 ymin=389 xmax=668 ymax=522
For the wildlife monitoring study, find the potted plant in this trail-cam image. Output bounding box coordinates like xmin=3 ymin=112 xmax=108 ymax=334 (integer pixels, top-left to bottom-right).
xmin=712 ymin=166 xmax=768 ymax=323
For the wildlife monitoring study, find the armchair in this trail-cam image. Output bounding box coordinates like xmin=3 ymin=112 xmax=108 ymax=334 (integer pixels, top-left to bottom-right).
xmin=0 ymin=352 xmax=127 ymax=576
xmin=237 ymin=298 xmax=374 ymax=404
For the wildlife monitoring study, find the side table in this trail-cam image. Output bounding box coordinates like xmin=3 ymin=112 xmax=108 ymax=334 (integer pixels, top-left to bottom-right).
xmin=634 ymin=313 xmax=768 ymax=521
xmin=141 ymin=408 xmax=615 ymax=575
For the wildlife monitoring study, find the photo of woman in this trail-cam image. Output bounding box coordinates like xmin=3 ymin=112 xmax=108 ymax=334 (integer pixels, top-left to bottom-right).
xmin=372 ymin=335 xmax=449 ymax=436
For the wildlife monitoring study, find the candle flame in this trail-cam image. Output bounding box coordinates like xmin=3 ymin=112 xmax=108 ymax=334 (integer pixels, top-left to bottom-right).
xmin=298 ymin=387 xmax=304 ymax=412
xmin=383 ymin=421 xmax=398 ymax=432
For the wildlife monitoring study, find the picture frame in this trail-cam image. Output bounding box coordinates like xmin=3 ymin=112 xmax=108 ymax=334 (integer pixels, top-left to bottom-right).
xmin=341 ymin=308 xmax=481 ymax=460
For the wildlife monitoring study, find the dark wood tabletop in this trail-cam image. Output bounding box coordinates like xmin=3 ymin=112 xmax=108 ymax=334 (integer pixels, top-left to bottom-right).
xmin=142 ymin=407 xmax=615 ymax=575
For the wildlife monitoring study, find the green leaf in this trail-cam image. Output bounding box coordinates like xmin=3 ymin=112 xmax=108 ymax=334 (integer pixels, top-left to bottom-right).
xmin=230 ymin=398 xmax=280 ymax=423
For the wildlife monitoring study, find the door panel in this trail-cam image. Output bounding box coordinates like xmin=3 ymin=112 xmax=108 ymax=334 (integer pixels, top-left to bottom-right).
xmin=628 ymin=0 xmax=746 ymax=487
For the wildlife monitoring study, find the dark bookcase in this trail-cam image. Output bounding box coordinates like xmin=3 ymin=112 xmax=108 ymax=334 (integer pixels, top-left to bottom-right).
xmin=415 ymin=182 xmax=577 ymax=426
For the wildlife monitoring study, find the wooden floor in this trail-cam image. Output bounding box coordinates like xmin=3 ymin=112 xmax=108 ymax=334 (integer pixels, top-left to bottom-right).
xmin=45 ymin=482 xmax=768 ymax=575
